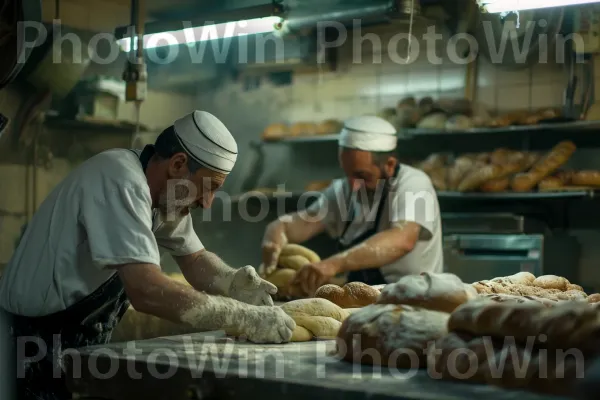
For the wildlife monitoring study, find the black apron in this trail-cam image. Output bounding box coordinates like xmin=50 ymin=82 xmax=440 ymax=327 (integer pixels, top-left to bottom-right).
xmin=337 ymin=166 xmax=399 ymax=286
xmin=9 ymin=145 xmax=156 ymax=400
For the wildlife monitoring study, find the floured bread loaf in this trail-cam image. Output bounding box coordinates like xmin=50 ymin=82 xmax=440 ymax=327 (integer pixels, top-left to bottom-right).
xmin=489 ymin=272 xmax=536 ymax=286
xmin=478 ymin=293 xmax=560 ymax=307
xmin=473 ymin=276 xmax=588 ymax=302
xmin=315 ymin=282 xmax=380 ymax=308
xmin=336 ymin=304 xmax=449 ymax=368
xmin=280 ymin=298 xmax=349 ymax=341
xmin=448 ymin=299 xmax=600 ymax=352
xmin=378 ymin=272 xmax=477 ymax=313
xmin=431 ymin=332 xmax=586 ymax=396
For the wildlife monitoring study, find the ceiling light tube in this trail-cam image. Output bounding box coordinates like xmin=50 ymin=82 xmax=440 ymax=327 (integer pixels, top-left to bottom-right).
xmin=480 ymin=0 xmax=600 ymax=13
xmin=117 ymin=16 xmax=283 ymax=52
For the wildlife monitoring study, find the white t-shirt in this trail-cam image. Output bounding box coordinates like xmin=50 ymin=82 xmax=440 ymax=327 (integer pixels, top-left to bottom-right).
xmin=0 ymin=149 xmax=204 ymax=317
xmin=308 ymin=164 xmax=443 ymax=283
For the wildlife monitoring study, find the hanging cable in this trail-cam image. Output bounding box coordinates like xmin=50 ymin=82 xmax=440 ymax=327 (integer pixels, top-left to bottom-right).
xmin=402 ymin=0 xmax=415 ymax=63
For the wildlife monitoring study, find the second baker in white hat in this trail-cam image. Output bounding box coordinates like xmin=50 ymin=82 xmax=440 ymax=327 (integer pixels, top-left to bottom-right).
xmin=1 ymin=111 xmax=295 ymax=399
xmin=261 ymin=115 xmax=443 ymax=295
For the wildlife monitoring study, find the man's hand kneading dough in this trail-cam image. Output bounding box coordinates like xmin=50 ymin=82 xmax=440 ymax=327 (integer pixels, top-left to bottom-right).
xmin=120 ymin=259 xmax=295 ymax=344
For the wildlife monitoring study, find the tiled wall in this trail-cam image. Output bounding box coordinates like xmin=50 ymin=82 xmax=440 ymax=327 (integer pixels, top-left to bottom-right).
xmin=0 ymin=85 xmax=195 ymax=268
xmin=191 ymin=27 xmax=600 ymax=287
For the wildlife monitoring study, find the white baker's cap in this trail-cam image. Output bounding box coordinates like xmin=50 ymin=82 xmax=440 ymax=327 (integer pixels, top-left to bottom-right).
xmin=338 ymin=115 xmax=397 ymax=152
xmin=173 ymin=111 xmax=238 ymax=174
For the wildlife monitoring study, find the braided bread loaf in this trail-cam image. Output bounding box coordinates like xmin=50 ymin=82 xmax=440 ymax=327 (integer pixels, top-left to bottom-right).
xmin=315 ymin=282 xmax=380 ymax=308
xmin=378 ymin=272 xmax=477 ymax=313
xmin=280 ymin=298 xmax=349 ymax=341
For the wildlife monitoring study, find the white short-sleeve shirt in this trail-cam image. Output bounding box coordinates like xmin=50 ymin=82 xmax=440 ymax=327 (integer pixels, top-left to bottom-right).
xmin=308 ymin=164 xmax=443 ymax=283
xmin=0 ymin=149 xmax=204 ymax=317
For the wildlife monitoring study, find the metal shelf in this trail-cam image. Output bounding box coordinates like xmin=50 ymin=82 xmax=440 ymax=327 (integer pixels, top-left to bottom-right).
xmin=229 ymin=191 xmax=306 ymax=203
xmin=261 ymin=134 xmax=339 ymax=144
xmin=229 ymin=190 xmax=599 ymax=203
xmin=406 ymin=120 xmax=600 ymax=137
xmin=257 ymin=120 xmax=600 ymax=145
xmin=437 ymin=190 xmax=598 ymax=200
xmin=44 ymin=116 xmax=149 ymax=133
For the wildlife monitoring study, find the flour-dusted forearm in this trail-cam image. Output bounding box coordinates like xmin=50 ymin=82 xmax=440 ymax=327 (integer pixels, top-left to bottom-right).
xmin=175 ymin=250 xmax=236 ymax=296
xmin=176 ymin=250 xmax=278 ymax=306
xmin=329 ymin=222 xmax=421 ymax=272
xmin=117 ymin=263 xmax=295 ymax=343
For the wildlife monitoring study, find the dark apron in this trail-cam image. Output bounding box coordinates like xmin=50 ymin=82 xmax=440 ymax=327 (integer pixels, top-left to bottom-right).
xmin=8 ymin=146 xmax=156 ymax=400
xmin=337 ymin=166 xmax=399 ymax=286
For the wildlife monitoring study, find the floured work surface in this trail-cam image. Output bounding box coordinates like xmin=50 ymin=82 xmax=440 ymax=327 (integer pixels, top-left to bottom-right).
xmin=65 ymin=337 xmax=569 ymax=400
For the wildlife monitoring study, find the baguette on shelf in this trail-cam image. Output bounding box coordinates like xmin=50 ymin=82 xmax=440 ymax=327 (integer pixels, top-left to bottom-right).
xmin=413 ymin=140 xmax=600 ymax=194
xmin=261 ymin=119 xmax=343 ymax=141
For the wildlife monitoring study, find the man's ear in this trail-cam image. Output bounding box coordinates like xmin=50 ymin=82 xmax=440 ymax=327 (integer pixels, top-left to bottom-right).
xmin=168 ymin=153 xmax=189 ymax=178
xmin=385 ymin=156 xmax=397 ymax=176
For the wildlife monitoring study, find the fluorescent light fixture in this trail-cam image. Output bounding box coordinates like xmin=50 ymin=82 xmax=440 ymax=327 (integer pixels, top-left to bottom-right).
xmin=118 ymin=16 xmax=283 ymax=52
xmin=479 ymin=0 xmax=600 ymax=13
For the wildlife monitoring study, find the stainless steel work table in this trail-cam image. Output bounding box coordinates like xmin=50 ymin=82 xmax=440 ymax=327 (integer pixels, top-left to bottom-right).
xmin=65 ymin=333 xmax=570 ymax=400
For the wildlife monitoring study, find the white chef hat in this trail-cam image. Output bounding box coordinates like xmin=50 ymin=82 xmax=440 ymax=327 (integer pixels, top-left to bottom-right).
xmin=173 ymin=110 xmax=238 ymax=174
xmin=338 ymin=115 xmax=397 ymax=152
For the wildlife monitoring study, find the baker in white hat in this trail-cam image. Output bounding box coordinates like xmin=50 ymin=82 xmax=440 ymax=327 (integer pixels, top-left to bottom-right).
xmin=261 ymin=115 xmax=443 ymax=295
xmin=1 ymin=111 xmax=295 ymax=399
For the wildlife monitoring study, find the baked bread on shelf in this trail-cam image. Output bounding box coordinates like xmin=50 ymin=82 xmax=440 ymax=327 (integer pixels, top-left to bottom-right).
xmin=315 ymin=119 xmax=343 ymax=135
xmin=290 ymin=122 xmax=318 ymax=136
xmin=511 ymin=141 xmax=576 ymax=192
xmin=261 ymin=123 xmax=290 ymax=141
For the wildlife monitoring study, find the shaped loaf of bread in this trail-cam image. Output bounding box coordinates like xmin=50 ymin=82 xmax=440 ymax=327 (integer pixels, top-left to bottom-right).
xmin=336 ymin=304 xmax=449 ymax=368
xmin=448 ymin=299 xmax=600 ymax=352
xmin=478 ymin=293 xmax=560 ymax=307
xmin=315 ymin=282 xmax=380 ymax=308
xmin=432 ymin=332 xmax=585 ymax=396
xmin=264 ymin=244 xmax=320 ymax=298
xmin=377 ymin=272 xmax=477 ymax=313
xmin=280 ymin=298 xmax=349 ymax=341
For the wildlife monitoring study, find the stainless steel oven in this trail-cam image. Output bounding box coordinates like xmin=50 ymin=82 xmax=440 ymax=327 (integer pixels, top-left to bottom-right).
xmin=442 ymin=214 xmax=581 ymax=284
